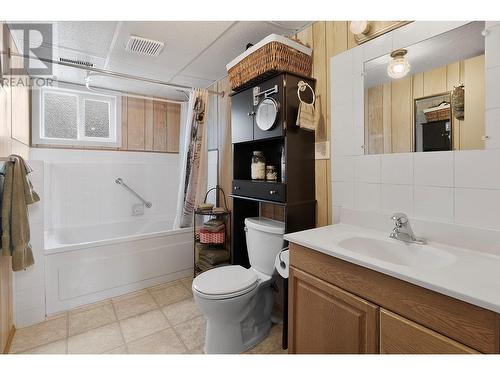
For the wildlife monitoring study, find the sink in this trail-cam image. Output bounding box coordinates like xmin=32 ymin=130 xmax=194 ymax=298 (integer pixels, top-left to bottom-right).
xmin=337 ymin=236 xmax=456 ymax=269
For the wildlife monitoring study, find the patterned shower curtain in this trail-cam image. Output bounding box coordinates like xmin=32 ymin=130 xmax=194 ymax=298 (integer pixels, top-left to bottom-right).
xmin=174 ymin=89 xmax=208 ymax=228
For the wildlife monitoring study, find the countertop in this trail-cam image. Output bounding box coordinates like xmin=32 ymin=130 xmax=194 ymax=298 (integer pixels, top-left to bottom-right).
xmin=284 ymin=223 xmax=500 ymax=313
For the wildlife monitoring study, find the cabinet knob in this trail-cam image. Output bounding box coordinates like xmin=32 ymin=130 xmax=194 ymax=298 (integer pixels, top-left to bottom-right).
xmin=247 ymin=111 xmax=255 ymax=116
xmin=269 ymin=190 xmax=278 ymax=195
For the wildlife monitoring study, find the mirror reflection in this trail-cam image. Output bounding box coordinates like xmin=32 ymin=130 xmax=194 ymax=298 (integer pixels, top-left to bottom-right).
xmin=364 ymin=21 xmax=485 ymax=154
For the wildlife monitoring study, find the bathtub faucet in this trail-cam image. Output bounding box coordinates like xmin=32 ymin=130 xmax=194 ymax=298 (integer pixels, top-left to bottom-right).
xmin=115 ymin=178 xmax=152 ymax=208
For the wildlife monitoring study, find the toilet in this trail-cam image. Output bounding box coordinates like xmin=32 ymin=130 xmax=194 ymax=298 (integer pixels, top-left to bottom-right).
xmin=192 ymin=217 xmax=285 ymax=354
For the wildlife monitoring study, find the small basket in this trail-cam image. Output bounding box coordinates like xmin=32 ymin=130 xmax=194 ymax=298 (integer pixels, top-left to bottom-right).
xmin=423 ymin=102 xmax=451 ymax=123
xmin=227 ymin=40 xmax=312 ymax=91
xmin=199 ymin=228 xmax=225 ymax=244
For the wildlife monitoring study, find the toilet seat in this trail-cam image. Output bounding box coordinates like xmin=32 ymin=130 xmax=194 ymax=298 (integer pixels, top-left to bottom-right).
xmin=193 ymin=265 xmax=259 ymax=300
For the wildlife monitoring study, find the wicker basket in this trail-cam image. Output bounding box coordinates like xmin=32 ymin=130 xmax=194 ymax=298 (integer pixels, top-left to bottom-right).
xmin=423 ymin=103 xmax=451 ymax=123
xmin=199 ymin=228 xmax=225 ymax=245
xmin=227 ymin=40 xmax=312 ymax=91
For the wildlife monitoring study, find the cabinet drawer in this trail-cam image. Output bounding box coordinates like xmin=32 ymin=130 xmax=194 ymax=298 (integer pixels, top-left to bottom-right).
xmin=232 ymin=180 xmax=285 ymax=202
xmin=380 ymin=309 xmax=480 ymax=354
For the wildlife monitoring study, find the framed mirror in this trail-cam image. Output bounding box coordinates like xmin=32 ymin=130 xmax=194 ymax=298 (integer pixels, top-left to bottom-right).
xmin=363 ymin=21 xmax=485 ymax=154
xmin=256 ymin=97 xmax=279 ymax=131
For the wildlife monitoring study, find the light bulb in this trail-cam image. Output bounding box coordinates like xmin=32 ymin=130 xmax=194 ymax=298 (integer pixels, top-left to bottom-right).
xmin=349 ymin=21 xmax=370 ymax=35
xmin=387 ymin=49 xmax=411 ymax=79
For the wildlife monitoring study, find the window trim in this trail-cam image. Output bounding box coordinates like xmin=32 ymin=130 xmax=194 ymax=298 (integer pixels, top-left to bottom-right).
xmin=32 ymin=82 xmax=122 ymax=148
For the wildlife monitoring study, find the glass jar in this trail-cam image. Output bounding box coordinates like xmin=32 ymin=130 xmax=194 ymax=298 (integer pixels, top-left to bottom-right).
xmin=251 ymin=151 xmax=266 ymax=180
xmin=266 ymin=165 xmax=277 ymax=181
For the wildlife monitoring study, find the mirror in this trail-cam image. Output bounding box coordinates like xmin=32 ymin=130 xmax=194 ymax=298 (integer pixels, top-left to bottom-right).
xmin=363 ymin=21 xmax=485 ymax=154
xmin=256 ymin=97 xmax=279 ymax=131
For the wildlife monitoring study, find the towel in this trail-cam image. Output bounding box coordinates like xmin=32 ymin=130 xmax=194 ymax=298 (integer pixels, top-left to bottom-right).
xmin=199 ymin=248 xmax=230 ymax=265
xmin=1 ymin=155 xmax=40 ymax=271
xmin=296 ymin=101 xmax=316 ymax=131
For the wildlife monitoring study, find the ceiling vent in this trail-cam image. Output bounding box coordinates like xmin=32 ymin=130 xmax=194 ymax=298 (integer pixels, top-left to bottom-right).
xmin=125 ymin=35 xmax=165 ymax=57
xmin=59 ymin=57 xmax=94 ymax=67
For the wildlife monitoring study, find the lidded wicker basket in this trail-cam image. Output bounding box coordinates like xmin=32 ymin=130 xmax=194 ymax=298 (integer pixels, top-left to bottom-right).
xmin=226 ymin=34 xmax=312 ymax=91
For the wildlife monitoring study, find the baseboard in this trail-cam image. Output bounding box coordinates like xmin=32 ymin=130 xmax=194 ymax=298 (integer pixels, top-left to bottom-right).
xmin=3 ymin=325 xmax=15 ymax=354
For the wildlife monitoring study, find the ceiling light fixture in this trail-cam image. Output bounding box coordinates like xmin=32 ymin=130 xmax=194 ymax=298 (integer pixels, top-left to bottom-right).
xmin=387 ymin=49 xmax=411 ymax=79
xmin=349 ymin=21 xmax=370 ymax=36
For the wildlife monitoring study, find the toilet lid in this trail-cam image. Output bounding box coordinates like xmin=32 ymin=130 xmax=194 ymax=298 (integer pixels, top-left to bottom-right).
xmin=192 ymin=265 xmax=258 ymax=297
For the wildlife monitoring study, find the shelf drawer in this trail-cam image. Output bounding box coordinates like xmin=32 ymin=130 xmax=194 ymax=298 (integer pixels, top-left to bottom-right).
xmin=232 ymin=180 xmax=285 ymax=202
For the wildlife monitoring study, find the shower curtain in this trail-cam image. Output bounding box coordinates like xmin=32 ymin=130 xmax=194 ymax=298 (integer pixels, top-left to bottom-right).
xmin=174 ymin=89 xmax=208 ymax=228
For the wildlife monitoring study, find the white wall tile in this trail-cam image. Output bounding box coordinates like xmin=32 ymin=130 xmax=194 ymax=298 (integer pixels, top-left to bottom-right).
xmin=332 ymin=181 xmax=354 ymax=208
xmin=381 ymin=153 xmax=413 ymax=185
xmin=486 ymin=23 xmax=500 ymax=69
xmin=332 ymin=156 xmax=354 ymax=182
xmin=485 ymin=109 xmax=500 ymax=149
xmin=414 ymin=186 xmax=454 ymax=223
xmin=380 ymin=184 xmax=413 ymax=215
xmin=486 ymin=66 xmax=500 ymax=110
xmin=354 ymin=155 xmax=380 ymax=183
xmin=354 ymin=183 xmax=381 ymax=212
xmin=455 ymin=188 xmax=500 ymax=230
xmin=413 ymin=151 xmax=454 ymax=187
xmin=455 ymin=149 xmax=500 ymax=189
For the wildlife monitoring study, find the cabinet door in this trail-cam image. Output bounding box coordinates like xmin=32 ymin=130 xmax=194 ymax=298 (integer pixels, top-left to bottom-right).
xmin=231 ymin=89 xmax=254 ymax=143
xmin=288 ymin=266 xmax=379 ymax=354
xmin=380 ymin=309 xmax=479 ymax=354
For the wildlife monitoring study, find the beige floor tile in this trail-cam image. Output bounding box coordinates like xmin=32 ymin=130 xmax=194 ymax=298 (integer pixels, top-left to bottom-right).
xmin=21 ymin=339 xmax=67 ymax=354
xmin=106 ymin=345 xmax=128 ymax=354
xmin=162 ymin=298 xmax=202 ymax=326
xmin=67 ymin=322 xmax=124 ymax=354
xmin=69 ymin=301 xmax=116 ymax=336
xmin=149 ymin=281 xmax=191 ymax=307
xmin=246 ymin=324 xmax=283 ymax=354
xmin=187 ymin=346 xmax=205 ymax=354
xmin=119 ymin=309 xmax=170 ymax=343
xmin=179 ymin=276 xmax=193 ymax=292
xmin=174 ymin=316 xmax=206 ymax=350
xmin=112 ymin=290 xmax=157 ymax=320
xmin=10 ymin=316 xmax=67 ymax=353
xmin=126 ymin=328 xmax=187 ymax=354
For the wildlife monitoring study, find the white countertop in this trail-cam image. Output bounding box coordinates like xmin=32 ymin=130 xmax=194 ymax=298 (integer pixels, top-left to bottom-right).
xmin=284 ymin=223 xmax=500 ymax=313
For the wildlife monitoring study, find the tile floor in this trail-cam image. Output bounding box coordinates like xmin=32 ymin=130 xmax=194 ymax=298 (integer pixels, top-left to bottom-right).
xmin=9 ymin=277 xmax=287 ymax=354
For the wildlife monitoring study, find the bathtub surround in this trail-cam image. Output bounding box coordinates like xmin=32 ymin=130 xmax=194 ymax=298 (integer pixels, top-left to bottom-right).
xmin=174 ymin=89 xmax=208 ymax=228
xmin=331 ymin=21 xmax=500 ymax=230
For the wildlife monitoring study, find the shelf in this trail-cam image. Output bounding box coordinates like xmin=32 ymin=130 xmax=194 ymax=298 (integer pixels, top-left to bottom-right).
xmin=194 ymin=209 xmax=231 ymax=216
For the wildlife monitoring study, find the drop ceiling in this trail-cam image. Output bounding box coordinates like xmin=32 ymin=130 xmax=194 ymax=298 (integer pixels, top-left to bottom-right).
xmin=9 ymin=21 xmax=311 ymax=100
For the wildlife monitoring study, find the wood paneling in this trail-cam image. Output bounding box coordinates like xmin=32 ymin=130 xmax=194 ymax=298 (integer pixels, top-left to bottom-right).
xmin=380 ymin=309 xmax=479 ymax=354
xmin=126 ymin=97 xmax=146 ymax=151
xmin=120 ymin=96 xmax=128 ymax=150
xmin=217 ymin=77 xmax=233 ymax=211
xmin=290 ymin=243 xmax=500 ymax=353
xmin=289 ymin=266 xmax=379 ymax=354
xmin=153 ymin=101 xmax=167 ymax=152
xmin=423 ymin=66 xmax=447 ymax=97
xmin=166 ymin=103 xmax=181 ymax=153
xmin=391 ymin=77 xmax=413 ymax=153
xmin=144 ymin=99 xmax=154 ymax=151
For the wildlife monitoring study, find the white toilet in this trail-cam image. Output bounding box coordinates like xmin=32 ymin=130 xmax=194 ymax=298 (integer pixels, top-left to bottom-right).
xmin=192 ymin=217 xmax=285 ymax=354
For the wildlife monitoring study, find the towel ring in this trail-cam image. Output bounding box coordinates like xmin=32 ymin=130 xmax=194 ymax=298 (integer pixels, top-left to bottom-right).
xmin=297 ymin=81 xmax=315 ymax=105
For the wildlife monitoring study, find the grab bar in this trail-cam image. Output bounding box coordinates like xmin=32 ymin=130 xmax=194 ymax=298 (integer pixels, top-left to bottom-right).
xmin=115 ymin=178 xmax=152 ymax=208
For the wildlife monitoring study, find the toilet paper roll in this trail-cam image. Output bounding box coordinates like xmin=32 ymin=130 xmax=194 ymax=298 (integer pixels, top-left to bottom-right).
xmin=275 ymin=249 xmax=289 ymax=278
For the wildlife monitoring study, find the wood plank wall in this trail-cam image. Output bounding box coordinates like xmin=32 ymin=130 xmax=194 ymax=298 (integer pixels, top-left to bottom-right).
xmin=206 ymin=21 xmax=406 ymax=227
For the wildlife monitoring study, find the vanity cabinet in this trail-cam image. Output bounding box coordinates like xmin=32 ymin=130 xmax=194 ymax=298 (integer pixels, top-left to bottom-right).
xmin=288 ymin=243 xmax=500 ymax=354
xmin=289 ymin=267 xmax=378 ymax=354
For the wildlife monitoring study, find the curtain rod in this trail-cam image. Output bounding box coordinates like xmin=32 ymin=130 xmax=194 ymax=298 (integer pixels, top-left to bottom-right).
xmin=7 ymin=51 xmax=225 ymax=97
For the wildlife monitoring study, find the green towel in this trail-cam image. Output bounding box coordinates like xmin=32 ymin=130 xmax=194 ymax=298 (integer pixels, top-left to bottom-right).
xmin=1 ymin=155 xmax=40 ymax=271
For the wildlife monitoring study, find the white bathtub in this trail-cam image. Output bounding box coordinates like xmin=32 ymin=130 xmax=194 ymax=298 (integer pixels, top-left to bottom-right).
xmin=45 ymin=218 xmax=193 ymax=314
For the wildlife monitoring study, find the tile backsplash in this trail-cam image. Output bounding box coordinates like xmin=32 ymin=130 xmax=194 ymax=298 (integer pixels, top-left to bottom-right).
xmin=331 ymin=21 xmax=500 ymax=231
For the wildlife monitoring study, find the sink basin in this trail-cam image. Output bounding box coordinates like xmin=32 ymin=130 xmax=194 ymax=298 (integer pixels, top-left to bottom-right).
xmin=337 ymin=237 xmax=456 ymax=269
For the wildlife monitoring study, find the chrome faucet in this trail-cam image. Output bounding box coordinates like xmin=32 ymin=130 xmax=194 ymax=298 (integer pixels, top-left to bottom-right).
xmin=389 ymin=213 xmax=426 ymax=244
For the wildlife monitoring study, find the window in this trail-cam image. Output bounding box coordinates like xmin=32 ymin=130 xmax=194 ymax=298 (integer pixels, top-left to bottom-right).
xmin=32 ymin=84 xmax=121 ymax=147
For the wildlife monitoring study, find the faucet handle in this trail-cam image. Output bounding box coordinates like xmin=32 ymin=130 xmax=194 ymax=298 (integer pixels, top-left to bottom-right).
xmin=391 ymin=212 xmax=408 ymax=225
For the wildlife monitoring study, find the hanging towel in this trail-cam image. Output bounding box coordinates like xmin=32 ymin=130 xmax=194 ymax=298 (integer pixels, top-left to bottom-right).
xmin=1 ymin=155 xmax=39 ymax=271
xmin=296 ymin=101 xmax=316 ymax=131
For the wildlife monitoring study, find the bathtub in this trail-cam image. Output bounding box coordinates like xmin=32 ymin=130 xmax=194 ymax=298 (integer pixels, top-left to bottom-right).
xmin=45 ymin=218 xmax=193 ymax=314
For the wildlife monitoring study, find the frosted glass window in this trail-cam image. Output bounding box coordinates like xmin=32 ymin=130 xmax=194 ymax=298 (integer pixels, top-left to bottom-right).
xmin=43 ymin=92 xmax=78 ymax=139
xmin=84 ymin=99 xmax=110 ymax=138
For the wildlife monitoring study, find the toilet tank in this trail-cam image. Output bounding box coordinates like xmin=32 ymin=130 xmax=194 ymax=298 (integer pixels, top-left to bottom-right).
xmin=244 ymin=217 xmax=285 ymax=276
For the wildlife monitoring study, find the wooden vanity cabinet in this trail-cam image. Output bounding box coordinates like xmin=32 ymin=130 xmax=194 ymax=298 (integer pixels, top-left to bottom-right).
xmin=288 ymin=243 xmax=500 ymax=354
xmin=288 ymin=267 xmax=378 ymax=354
